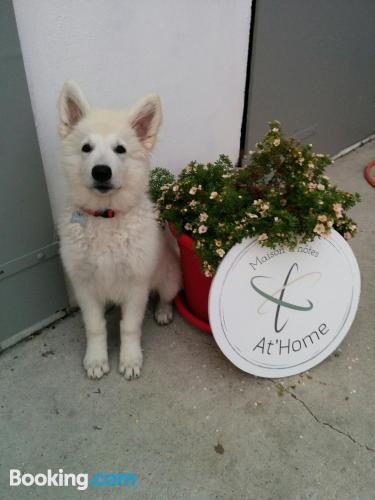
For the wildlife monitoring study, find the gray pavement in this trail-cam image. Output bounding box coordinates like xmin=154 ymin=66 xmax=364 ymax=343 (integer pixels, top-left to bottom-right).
xmin=1 ymin=140 xmax=375 ymax=499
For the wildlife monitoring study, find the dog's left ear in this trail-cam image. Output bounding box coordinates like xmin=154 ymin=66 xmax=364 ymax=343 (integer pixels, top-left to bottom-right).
xmin=58 ymin=80 xmax=90 ymax=137
xmin=129 ymin=93 xmax=162 ymax=151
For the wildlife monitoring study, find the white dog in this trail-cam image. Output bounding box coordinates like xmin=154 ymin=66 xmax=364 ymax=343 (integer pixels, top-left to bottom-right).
xmin=58 ymin=81 xmax=181 ymax=380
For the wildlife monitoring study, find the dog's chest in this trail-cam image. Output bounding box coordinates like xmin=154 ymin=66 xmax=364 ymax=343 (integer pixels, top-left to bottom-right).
xmin=63 ymin=215 xmax=157 ymax=289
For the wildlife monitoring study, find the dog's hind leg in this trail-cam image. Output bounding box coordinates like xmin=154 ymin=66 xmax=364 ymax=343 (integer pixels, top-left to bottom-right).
xmin=154 ymin=235 xmax=182 ymax=325
xmin=154 ymin=282 xmax=178 ymax=325
xmin=77 ymin=290 xmax=109 ymax=379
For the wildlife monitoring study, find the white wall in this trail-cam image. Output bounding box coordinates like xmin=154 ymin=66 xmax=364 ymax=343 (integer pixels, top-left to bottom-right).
xmin=13 ymin=0 xmax=251 ymax=220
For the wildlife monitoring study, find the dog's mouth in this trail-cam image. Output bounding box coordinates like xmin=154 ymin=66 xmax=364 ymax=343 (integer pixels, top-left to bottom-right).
xmin=93 ymin=183 xmax=114 ymax=194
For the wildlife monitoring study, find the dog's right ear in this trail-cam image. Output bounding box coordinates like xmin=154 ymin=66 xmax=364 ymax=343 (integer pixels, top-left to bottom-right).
xmin=58 ymin=81 xmax=90 ymax=137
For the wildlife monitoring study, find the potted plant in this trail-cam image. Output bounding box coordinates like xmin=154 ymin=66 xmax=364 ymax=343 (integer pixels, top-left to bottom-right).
xmin=149 ymin=121 xmax=360 ymax=332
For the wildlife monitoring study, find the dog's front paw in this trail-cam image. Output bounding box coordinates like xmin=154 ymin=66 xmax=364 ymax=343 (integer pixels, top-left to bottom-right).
xmin=83 ymin=352 xmax=110 ymax=379
xmin=119 ymin=341 xmax=143 ymax=381
xmin=155 ymin=302 xmax=173 ymax=325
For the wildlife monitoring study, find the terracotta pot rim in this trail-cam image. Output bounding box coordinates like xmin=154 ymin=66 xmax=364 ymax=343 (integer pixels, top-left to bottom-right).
xmin=364 ymin=160 xmax=375 ymax=188
xmin=174 ymin=292 xmax=212 ymax=334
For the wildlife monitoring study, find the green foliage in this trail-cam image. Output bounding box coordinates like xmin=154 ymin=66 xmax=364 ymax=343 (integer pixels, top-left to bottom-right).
xmin=151 ymin=121 xmax=360 ymax=276
xmin=149 ymin=167 xmax=175 ymax=203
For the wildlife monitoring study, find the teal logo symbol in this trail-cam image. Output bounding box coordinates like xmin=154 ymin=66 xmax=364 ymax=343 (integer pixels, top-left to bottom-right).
xmin=250 ymin=263 xmax=321 ymax=333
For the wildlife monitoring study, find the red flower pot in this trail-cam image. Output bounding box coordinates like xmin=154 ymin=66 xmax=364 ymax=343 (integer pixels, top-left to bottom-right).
xmin=169 ymin=225 xmax=212 ymax=333
xmin=364 ymin=159 xmax=375 ymax=188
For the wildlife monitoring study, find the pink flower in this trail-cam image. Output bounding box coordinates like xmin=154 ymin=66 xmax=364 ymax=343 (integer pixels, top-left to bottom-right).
xmin=313 ymin=223 xmax=326 ymax=235
xmin=258 ymin=233 xmax=268 ymax=242
xmin=203 ymin=261 xmax=213 ymax=277
xmin=318 ymin=215 xmax=328 ymax=222
xmin=199 ymin=212 xmax=208 ymax=222
xmin=344 ymin=232 xmax=352 ymax=240
xmin=189 ymin=186 xmax=198 ymax=195
xmin=198 ymin=225 xmax=208 ymax=234
xmin=210 ymin=191 xmax=218 ymax=199
xmin=184 ymin=223 xmax=192 ymax=231
xmin=333 ymin=203 xmax=343 ymax=218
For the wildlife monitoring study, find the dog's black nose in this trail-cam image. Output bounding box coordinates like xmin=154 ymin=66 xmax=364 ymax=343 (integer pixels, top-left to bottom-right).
xmin=92 ymin=165 xmax=112 ymax=182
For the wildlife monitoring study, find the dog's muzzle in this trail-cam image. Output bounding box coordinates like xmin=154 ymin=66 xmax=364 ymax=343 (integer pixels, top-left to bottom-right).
xmin=92 ymin=165 xmax=113 ymax=193
xmin=94 ymin=183 xmax=113 ymax=193
xmin=92 ymin=164 xmax=112 ymax=182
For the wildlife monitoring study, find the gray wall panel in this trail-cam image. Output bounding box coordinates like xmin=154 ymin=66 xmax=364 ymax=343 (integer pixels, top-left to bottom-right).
xmin=0 ymin=0 xmax=55 ymax=263
xmin=0 ymin=0 xmax=68 ymax=346
xmin=245 ymin=0 xmax=375 ymax=155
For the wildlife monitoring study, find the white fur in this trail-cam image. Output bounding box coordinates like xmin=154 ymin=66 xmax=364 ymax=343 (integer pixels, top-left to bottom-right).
xmin=58 ymin=81 xmax=181 ymax=380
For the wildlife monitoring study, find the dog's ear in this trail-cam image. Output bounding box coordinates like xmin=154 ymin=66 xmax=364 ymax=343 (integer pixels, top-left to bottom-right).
xmin=129 ymin=93 xmax=162 ymax=151
xmin=58 ymin=81 xmax=90 ymax=137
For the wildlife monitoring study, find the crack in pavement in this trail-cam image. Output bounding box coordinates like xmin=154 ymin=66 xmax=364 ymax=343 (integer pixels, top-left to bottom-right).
xmin=274 ymin=382 xmax=375 ymax=454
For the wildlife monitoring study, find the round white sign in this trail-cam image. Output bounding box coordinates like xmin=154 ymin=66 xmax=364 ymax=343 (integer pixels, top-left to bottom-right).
xmin=209 ymin=230 xmax=360 ymax=378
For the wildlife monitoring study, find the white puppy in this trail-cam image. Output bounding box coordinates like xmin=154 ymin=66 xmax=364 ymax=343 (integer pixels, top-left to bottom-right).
xmin=58 ymin=81 xmax=181 ymax=380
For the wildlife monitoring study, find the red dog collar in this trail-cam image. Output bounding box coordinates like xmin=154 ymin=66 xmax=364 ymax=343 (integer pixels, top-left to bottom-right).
xmin=83 ymin=208 xmax=115 ymax=218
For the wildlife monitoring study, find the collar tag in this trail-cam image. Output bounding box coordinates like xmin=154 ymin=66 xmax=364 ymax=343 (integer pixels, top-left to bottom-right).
xmin=71 ymin=211 xmax=88 ymax=226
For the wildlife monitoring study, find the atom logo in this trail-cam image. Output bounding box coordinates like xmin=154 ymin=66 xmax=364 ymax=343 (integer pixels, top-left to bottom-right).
xmin=250 ymin=263 xmax=321 ymax=333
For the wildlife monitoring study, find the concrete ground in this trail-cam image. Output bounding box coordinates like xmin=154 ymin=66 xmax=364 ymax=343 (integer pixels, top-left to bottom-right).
xmin=1 ymin=141 xmax=375 ymax=500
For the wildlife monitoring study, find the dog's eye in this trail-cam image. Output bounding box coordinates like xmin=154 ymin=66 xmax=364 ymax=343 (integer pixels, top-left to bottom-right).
xmin=114 ymin=145 xmax=126 ymax=154
xmin=81 ymin=143 xmax=93 ymax=153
